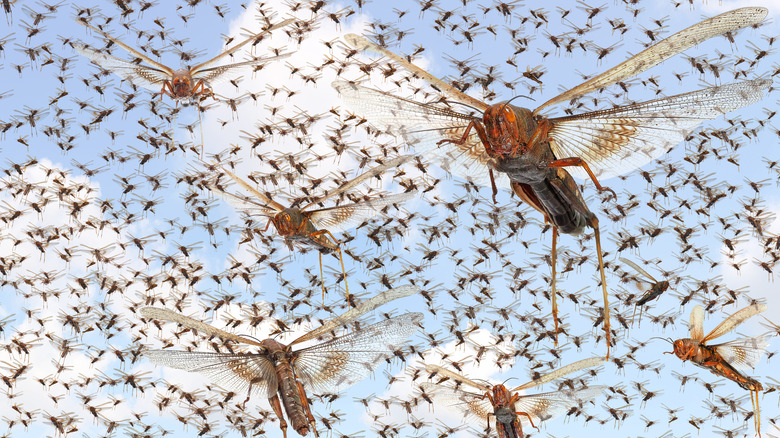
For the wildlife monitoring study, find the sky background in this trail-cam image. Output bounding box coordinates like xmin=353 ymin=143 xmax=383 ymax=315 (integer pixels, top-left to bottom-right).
xmin=0 ymin=0 xmax=779 ymax=437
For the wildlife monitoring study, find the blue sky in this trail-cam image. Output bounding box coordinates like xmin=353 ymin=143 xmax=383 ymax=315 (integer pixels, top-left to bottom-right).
xmin=0 ymin=0 xmax=779 ymax=437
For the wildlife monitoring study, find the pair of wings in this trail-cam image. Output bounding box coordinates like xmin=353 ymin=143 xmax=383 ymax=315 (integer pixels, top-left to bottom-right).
xmin=213 ymin=156 xmax=416 ymax=236
xmin=142 ymin=285 xmax=422 ymax=397
xmin=335 ymin=7 xmax=769 ymax=186
xmin=687 ymin=304 xmax=769 ymax=371
xmin=420 ymin=358 xmax=605 ymax=429
xmin=75 ymin=18 xmax=292 ymax=96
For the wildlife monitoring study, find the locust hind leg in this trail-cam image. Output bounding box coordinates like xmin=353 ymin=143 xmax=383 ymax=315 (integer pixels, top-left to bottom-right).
xmin=752 ymin=389 xmax=761 ymax=438
xmin=589 ymin=215 xmax=611 ymax=359
xmin=269 ymin=395 xmax=289 ymax=438
xmin=551 ymin=226 xmax=559 ymax=347
xmin=310 ymin=229 xmax=350 ymax=302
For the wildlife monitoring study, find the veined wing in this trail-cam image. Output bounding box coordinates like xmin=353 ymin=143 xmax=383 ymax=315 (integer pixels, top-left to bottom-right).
xmin=713 ymin=336 xmax=769 ymax=371
xmin=139 ymin=307 xmax=264 ymax=347
xmin=514 ymin=386 xmax=606 ymax=427
xmin=302 ymin=155 xmax=412 ymax=209
xmin=534 ymin=7 xmax=768 ymax=113
xmin=344 ymin=33 xmax=489 ymax=112
xmin=293 ymin=285 xmax=419 ymax=344
xmin=547 ymin=79 xmax=771 ymax=180
xmin=690 ymin=305 xmax=705 ymax=341
xmin=215 ymin=165 xmax=286 ymax=213
xmin=292 ymin=312 xmax=422 ymax=394
xmin=424 ymin=364 xmax=492 ymax=392
xmin=143 ymin=349 xmax=278 ymax=398
xmin=75 ymin=44 xmax=170 ymax=92
xmin=418 ymin=381 xmax=493 ymax=425
xmin=702 ymin=303 xmax=767 ymax=343
xmin=307 ymin=191 xmax=416 ymax=235
xmin=512 ymin=357 xmax=605 ymax=391
xmin=76 ymin=20 xmax=173 ymax=75
xmin=191 ymin=52 xmax=293 ymax=87
xmin=619 ymin=258 xmax=658 ymax=284
xmin=190 ymin=18 xmax=294 ymax=73
xmin=333 ymin=81 xmax=503 ymax=187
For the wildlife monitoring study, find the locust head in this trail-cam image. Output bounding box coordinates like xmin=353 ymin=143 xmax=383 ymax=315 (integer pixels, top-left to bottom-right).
xmin=171 ymin=69 xmax=193 ymax=98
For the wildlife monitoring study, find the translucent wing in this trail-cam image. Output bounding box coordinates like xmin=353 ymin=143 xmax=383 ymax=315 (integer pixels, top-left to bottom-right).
xmin=139 ymin=307 xmax=264 ymax=347
xmin=191 ymin=53 xmax=293 ymax=87
xmin=307 ymin=191 xmax=416 ymax=235
xmin=292 ymin=312 xmax=422 ymax=393
xmin=215 ymin=165 xmax=286 ymax=213
xmin=293 ymin=285 xmax=419 ymax=344
xmin=514 ymin=386 xmax=606 ymax=427
xmin=344 ymin=33 xmax=489 ymax=112
xmin=418 ymin=381 xmax=493 ymax=425
xmin=190 ymin=18 xmax=294 ymax=73
xmin=512 ymin=357 xmax=605 ymax=391
xmin=76 ymin=20 xmax=174 ymax=75
xmin=424 ymin=364 xmax=492 ymax=392
xmin=547 ymin=79 xmax=771 ymax=180
xmin=533 ymin=7 xmax=768 ymax=113
xmin=690 ymin=305 xmax=704 ymax=340
xmin=333 ymin=81 xmax=504 ymax=187
xmin=302 ymin=155 xmax=413 ymax=209
xmin=75 ymin=44 xmax=171 ymax=92
xmin=713 ymin=336 xmax=769 ymax=371
xmin=143 ymin=350 xmax=278 ymax=398
xmin=619 ymin=257 xmax=658 ymax=283
xmin=702 ymin=303 xmax=767 ymax=343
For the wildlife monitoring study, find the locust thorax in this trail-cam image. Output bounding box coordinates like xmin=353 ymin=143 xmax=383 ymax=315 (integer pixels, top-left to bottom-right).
xmin=672 ymin=338 xmax=697 ymax=360
xmin=259 ymin=338 xmax=288 ymax=362
xmin=171 ymin=69 xmax=193 ymax=97
xmin=482 ymin=104 xmax=535 ymax=158
xmin=273 ymin=209 xmax=303 ymax=234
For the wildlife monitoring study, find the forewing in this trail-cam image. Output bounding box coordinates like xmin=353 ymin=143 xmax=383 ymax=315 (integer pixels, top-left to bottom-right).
xmin=514 ymin=386 xmax=605 ymax=427
xmin=191 ymin=53 xmax=292 ymax=86
xmin=512 ymin=357 xmax=605 ymax=391
xmin=303 ymin=155 xmax=413 ymax=208
xmin=344 ymin=33 xmax=489 ymax=112
xmin=292 ymin=312 xmax=422 ymax=393
xmin=143 ymin=350 xmax=278 ymax=398
xmin=424 ymin=364 xmax=491 ymax=392
xmin=75 ymin=44 xmax=170 ymax=92
xmin=690 ymin=305 xmax=704 ymax=340
xmin=619 ymin=257 xmax=657 ymax=283
xmin=76 ymin=20 xmax=174 ymax=74
xmin=294 ymin=285 xmax=419 ymax=344
xmin=139 ymin=307 xmax=264 ymax=347
xmin=214 ymin=165 xmax=286 ymax=213
xmin=190 ymin=18 xmax=294 ymax=73
xmin=702 ymin=303 xmax=768 ymax=343
xmin=713 ymin=336 xmax=769 ymax=371
xmin=333 ymin=81 xmax=505 ymax=187
xmin=307 ymin=191 xmax=416 ymax=234
xmin=534 ymin=7 xmax=768 ymax=113
xmin=547 ymin=79 xmax=771 ymax=180
xmin=418 ymin=382 xmax=493 ymax=426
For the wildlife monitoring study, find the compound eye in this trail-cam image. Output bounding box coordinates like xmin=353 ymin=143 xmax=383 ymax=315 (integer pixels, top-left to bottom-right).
xmin=502 ymin=106 xmax=516 ymax=123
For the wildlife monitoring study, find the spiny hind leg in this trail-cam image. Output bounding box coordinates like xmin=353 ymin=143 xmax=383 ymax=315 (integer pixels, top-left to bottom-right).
xmin=269 ymin=395 xmax=289 ymax=438
xmin=551 ymin=226 xmax=559 ymax=346
xmin=296 ymin=380 xmax=318 ymax=437
xmin=310 ymin=229 xmax=349 ymax=302
xmin=589 ymin=215 xmax=610 ymax=359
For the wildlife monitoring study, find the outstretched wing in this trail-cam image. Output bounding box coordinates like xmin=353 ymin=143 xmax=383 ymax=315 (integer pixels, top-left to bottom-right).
xmin=191 ymin=53 xmax=293 ymax=87
xmin=713 ymin=336 xmax=769 ymax=371
xmin=143 ymin=350 xmax=278 ymax=398
xmin=333 ymin=81 xmax=502 ymax=188
xmin=533 ymin=7 xmax=768 ymax=113
xmin=307 ymin=191 xmax=416 ymax=235
xmin=512 ymin=357 xmax=606 ymax=391
xmin=547 ymin=79 xmax=771 ymax=180
xmin=418 ymin=381 xmax=493 ymax=425
xmin=75 ymin=44 xmax=171 ymax=92
xmin=514 ymin=386 xmax=606 ymax=427
xmin=292 ymin=312 xmax=422 ymax=394
xmin=702 ymin=303 xmax=768 ymax=343
xmin=690 ymin=305 xmax=705 ymax=341
xmin=139 ymin=307 xmax=264 ymax=347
